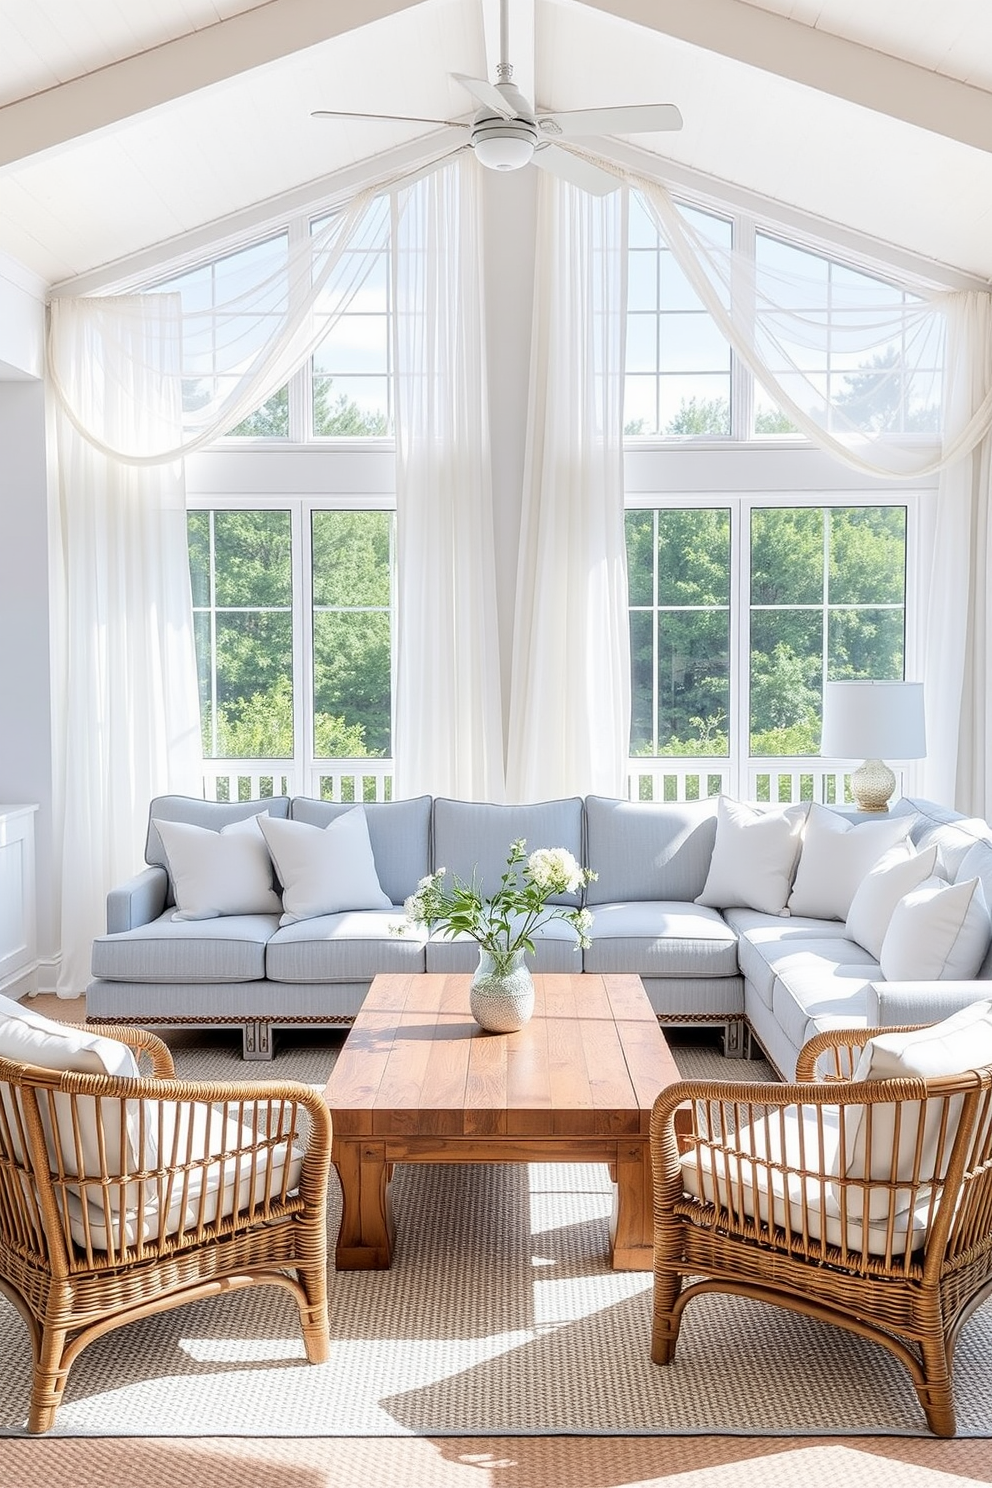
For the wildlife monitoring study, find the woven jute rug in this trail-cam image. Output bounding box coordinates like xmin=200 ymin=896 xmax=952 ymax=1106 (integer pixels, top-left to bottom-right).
xmin=1 ymin=1031 xmax=990 ymax=1440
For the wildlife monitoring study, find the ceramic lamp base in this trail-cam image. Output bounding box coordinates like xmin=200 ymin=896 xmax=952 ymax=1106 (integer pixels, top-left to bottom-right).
xmin=851 ymin=757 xmax=896 ymax=813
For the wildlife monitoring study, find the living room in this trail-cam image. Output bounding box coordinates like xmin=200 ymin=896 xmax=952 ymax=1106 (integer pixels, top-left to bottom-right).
xmin=2 ymin=2 xmax=992 ymax=1483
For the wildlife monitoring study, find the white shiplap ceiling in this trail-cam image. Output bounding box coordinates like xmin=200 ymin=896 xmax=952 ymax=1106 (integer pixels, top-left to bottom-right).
xmin=1 ymin=0 xmax=991 ymax=290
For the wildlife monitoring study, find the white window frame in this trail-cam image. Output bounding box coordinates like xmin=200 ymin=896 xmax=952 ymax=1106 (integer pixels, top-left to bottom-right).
xmin=623 ymin=485 xmax=925 ymax=803
xmin=185 ymin=481 xmax=397 ymax=802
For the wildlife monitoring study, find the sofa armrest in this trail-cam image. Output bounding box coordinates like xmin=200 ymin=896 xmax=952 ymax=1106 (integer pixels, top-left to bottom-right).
xmin=107 ymin=865 xmax=169 ymax=934
xmin=866 ymin=980 xmax=990 ymax=1026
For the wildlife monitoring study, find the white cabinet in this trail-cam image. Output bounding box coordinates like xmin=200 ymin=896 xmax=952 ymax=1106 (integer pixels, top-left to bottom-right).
xmin=0 ymin=804 xmax=38 ymax=998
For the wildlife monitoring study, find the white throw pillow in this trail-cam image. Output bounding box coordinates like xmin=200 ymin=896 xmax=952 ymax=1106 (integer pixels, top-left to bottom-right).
xmin=787 ymin=804 xmax=913 ymax=921
xmin=0 ymin=992 xmax=142 ymax=1177
xmin=880 ymin=875 xmax=992 ymax=982
xmin=832 ymin=999 xmax=992 ymax=1218
xmin=845 ymin=843 xmax=938 ymax=959
xmin=259 ymin=807 xmax=391 ymax=924
xmin=695 ymin=797 xmax=807 ymax=915
xmin=154 ymin=813 xmax=282 ymax=921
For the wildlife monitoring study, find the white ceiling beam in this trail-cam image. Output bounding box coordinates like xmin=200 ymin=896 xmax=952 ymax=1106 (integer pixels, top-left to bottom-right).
xmin=581 ymin=0 xmax=992 ymax=154
xmin=0 ymin=0 xmax=426 ymax=170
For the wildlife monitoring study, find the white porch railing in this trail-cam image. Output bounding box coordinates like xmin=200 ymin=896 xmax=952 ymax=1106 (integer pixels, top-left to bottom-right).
xmin=200 ymin=757 xmax=906 ymax=807
xmin=200 ymin=759 xmax=394 ymax=803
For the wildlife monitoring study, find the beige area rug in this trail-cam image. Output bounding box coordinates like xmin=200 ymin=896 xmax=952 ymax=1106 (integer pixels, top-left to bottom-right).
xmin=1 ymin=1030 xmax=990 ymax=1441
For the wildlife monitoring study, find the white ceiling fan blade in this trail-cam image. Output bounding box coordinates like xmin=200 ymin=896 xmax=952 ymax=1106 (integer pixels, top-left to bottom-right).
xmin=450 ymin=72 xmax=518 ymax=119
xmin=312 ymin=110 xmax=468 ymax=129
xmin=538 ymin=104 xmax=683 ymax=138
xmin=532 ymin=144 xmax=619 ymax=197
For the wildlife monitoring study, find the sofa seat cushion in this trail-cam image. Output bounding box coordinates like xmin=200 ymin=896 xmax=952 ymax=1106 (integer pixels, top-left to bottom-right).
xmin=769 ymin=941 xmax=880 ymax=1051
xmin=680 ymin=1104 xmax=930 ymax=1256
xmin=265 ymin=910 xmax=427 ymax=983
xmin=582 ymin=902 xmax=739 ymax=978
xmin=92 ymin=913 xmax=277 ymax=984
xmin=724 ymin=909 xmax=863 ymax=1010
xmin=426 ymin=916 xmax=582 ymax=974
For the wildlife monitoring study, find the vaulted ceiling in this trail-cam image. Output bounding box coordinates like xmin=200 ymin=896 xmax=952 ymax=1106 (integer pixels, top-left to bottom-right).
xmin=2 ymin=0 xmax=992 ymax=291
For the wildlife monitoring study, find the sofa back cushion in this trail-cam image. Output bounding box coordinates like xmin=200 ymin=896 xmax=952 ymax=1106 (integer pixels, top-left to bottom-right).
xmin=432 ymin=798 xmax=584 ymax=906
xmin=290 ymin=795 xmax=431 ymax=907
xmin=584 ymin=795 xmax=718 ymax=905
xmin=146 ymin=796 xmax=291 ymax=892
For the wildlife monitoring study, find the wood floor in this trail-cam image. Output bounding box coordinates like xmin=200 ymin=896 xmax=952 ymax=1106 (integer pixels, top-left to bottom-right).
xmin=6 ymin=993 xmax=990 ymax=1486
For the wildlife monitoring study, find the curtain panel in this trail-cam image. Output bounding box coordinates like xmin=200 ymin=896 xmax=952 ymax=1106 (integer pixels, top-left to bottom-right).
xmin=506 ymin=173 xmax=630 ymax=802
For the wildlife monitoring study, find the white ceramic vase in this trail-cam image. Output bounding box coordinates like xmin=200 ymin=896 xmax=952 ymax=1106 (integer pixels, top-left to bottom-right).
xmin=469 ymin=948 xmax=535 ymax=1033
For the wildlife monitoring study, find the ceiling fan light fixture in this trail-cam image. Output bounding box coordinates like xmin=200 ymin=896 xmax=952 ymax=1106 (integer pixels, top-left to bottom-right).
xmin=473 ymin=131 xmax=535 ymax=170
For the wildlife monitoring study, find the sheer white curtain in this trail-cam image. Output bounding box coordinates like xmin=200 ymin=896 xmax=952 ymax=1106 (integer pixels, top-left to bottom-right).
xmin=921 ymin=292 xmax=992 ymax=815
xmin=506 ymin=173 xmax=629 ymax=802
xmin=391 ymin=156 xmax=504 ymax=800
xmin=48 ymin=189 xmax=391 ymax=462
xmin=49 ymin=295 xmax=203 ymax=994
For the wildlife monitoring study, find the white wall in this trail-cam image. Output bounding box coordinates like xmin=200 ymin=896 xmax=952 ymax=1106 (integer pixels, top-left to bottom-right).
xmin=0 ymin=374 xmax=58 ymax=991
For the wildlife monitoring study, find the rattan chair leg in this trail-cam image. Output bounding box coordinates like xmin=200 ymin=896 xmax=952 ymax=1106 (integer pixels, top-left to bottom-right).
xmin=650 ymin=1269 xmax=682 ymax=1365
xmin=917 ymin=1339 xmax=956 ymax=1439
xmin=29 ymin=1325 xmax=70 ymax=1435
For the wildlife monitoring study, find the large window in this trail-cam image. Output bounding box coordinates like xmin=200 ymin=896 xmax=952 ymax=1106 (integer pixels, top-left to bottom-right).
xmin=188 ymin=503 xmax=394 ymax=797
xmin=626 ymin=500 xmax=908 ymax=789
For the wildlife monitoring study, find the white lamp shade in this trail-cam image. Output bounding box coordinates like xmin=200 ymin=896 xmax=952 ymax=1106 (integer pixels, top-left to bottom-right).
xmin=821 ymin=680 xmax=926 ymax=760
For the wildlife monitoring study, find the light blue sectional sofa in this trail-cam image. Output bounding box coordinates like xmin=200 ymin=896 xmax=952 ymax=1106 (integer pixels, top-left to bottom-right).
xmin=87 ymin=791 xmax=992 ymax=1070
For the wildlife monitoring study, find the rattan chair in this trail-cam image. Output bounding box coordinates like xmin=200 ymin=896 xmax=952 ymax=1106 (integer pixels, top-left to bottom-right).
xmin=0 ymin=1024 xmax=332 ymax=1433
xmin=650 ymin=1025 xmax=992 ymax=1437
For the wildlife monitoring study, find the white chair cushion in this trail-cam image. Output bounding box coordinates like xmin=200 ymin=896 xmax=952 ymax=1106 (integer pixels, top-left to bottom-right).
xmin=0 ymin=992 xmax=142 ymax=1177
xmin=680 ymin=1105 xmax=932 ymax=1256
xmin=154 ymin=813 xmax=282 ymax=920
xmin=831 ymin=998 xmax=992 ymax=1220
xmin=787 ymin=804 xmax=913 ymax=921
xmin=879 ymin=876 xmax=992 ymax=982
xmin=695 ymin=797 xmax=807 ymax=915
xmin=845 ymin=844 xmax=938 ymax=959
xmin=260 ymin=806 xmax=391 ymax=924
xmin=65 ymin=1098 xmax=305 ymax=1251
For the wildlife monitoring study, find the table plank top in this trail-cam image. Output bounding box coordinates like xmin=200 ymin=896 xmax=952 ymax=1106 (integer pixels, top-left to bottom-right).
xmin=326 ymin=972 xmax=682 ymax=1140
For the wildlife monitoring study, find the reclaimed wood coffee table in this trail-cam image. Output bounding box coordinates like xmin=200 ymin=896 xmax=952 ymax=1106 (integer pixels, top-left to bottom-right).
xmin=324 ymin=970 xmax=684 ymax=1271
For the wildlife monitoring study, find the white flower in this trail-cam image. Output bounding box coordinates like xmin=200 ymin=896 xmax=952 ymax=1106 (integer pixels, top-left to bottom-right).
xmin=527 ymin=846 xmax=584 ymax=896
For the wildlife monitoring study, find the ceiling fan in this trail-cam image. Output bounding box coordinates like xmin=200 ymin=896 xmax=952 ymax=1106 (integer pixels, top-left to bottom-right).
xmin=312 ymin=0 xmax=682 ymax=196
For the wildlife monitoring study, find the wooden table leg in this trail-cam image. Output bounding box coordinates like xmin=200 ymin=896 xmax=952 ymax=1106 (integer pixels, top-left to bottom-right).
xmin=609 ymin=1138 xmax=653 ymax=1270
xmin=332 ymin=1138 xmax=394 ymax=1269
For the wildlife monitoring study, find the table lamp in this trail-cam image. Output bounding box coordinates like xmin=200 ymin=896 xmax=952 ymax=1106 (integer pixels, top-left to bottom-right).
xmin=821 ymin=680 xmax=926 ymax=813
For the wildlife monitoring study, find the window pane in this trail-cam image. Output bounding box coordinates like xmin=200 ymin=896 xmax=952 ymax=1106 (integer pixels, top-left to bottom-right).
xmin=828 ymin=507 xmax=906 ymax=605
xmin=750 ymin=609 xmax=822 ymax=756
xmin=625 ymin=510 xmax=655 ymax=607
xmin=656 ymin=612 xmax=729 ymax=755
xmin=312 ymin=509 xmax=393 ymax=759
xmin=828 ymin=608 xmax=904 ymax=681
xmin=751 ymin=508 xmax=823 ymax=606
xmin=658 ymin=313 xmax=730 ymax=374
xmin=627 ymin=508 xmax=730 ymax=757
xmin=659 ymin=377 xmax=731 ymax=435
xmin=657 ymin=508 xmax=730 ymax=606
xmin=212 ymin=511 xmax=292 ymax=607
xmin=188 ymin=510 xmax=294 ymax=760
xmin=227 ymin=385 xmax=289 ymax=438
xmin=313 ymin=376 xmax=389 ymax=436
xmin=312 ymin=511 xmax=391 ymax=607
xmin=213 ymin=613 xmax=294 ymax=759
xmin=313 ymin=612 xmax=391 ymax=758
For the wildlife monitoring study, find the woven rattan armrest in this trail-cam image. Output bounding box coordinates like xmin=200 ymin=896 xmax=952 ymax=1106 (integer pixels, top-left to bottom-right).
xmin=66 ymin=1021 xmax=176 ymax=1078
xmin=794 ymin=1023 xmax=932 ymax=1083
